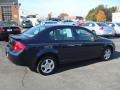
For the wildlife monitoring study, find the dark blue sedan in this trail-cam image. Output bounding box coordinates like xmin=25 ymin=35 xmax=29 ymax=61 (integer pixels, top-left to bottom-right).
xmin=6 ymin=25 xmax=115 ymax=75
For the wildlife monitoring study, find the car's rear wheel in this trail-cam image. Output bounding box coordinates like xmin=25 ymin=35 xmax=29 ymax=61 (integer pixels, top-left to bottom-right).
xmin=102 ymin=47 xmax=112 ymax=60
xmin=36 ymin=56 xmax=57 ymax=75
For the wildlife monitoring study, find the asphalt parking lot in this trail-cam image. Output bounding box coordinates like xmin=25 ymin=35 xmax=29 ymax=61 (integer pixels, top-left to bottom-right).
xmin=0 ymin=37 xmax=120 ymax=90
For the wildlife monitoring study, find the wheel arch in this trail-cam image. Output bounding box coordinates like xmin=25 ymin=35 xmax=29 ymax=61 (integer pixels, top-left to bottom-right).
xmin=105 ymin=45 xmax=114 ymax=53
xmin=35 ymin=52 xmax=59 ymax=70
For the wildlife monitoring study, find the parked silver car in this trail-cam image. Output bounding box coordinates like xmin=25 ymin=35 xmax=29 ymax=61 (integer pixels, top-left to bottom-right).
xmin=84 ymin=22 xmax=116 ymax=36
xmin=106 ymin=22 xmax=120 ymax=36
xmin=61 ymin=20 xmax=77 ymax=25
xmin=40 ymin=21 xmax=60 ymax=25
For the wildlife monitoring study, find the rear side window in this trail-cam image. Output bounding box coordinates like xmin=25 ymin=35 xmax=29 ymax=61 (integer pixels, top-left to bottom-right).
xmin=49 ymin=28 xmax=75 ymax=40
xmin=22 ymin=26 xmax=45 ymax=37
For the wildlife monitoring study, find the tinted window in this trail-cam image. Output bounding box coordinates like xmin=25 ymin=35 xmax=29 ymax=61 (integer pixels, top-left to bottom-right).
xmin=75 ymin=28 xmax=94 ymax=41
xmin=27 ymin=15 xmax=36 ymax=18
xmin=49 ymin=28 xmax=75 ymax=40
xmin=22 ymin=25 xmax=45 ymax=37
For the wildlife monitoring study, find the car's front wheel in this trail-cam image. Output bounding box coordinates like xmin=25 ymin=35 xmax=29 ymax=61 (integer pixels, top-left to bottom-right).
xmin=37 ymin=56 xmax=57 ymax=75
xmin=102 ymin=47 xmax=112 ymax=60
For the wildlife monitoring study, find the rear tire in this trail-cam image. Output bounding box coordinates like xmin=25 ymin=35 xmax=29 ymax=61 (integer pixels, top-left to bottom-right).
xmin=36 ymin=56 xmax=57 ymax=75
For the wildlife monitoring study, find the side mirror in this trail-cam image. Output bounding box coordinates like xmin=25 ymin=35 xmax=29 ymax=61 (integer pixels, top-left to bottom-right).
xmin=90 ymin=35 xmax=98 ymax=42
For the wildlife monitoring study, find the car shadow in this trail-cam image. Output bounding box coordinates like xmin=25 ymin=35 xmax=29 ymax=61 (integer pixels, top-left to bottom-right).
xmin=55 ymin=51 xmax=120 ymax=74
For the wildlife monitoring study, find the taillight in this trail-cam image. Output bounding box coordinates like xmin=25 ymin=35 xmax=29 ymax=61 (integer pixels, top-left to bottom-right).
xmin=0 ymin=28 xmax=5 ymax=33
xmin=99 ymin=27 xmax=104 ymax=30
xmin=13 ymin=41 xmax=26 ymax=52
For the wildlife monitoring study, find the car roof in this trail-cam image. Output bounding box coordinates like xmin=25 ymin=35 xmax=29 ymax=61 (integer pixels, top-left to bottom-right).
xmin=35 ymin=24 xmax=80 ymax=30
xmin=40 ymin=24 xmax=77 ymax=28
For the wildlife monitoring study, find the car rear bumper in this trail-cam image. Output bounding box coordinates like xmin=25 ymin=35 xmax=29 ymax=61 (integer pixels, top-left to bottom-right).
xmin=6 ymin=45 xmax=37 ymax=70
xmin=6 ymin=46 xmax=27 ymax=66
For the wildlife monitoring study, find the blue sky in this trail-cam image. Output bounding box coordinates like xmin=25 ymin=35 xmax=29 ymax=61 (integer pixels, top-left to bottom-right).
xmin=19 ymin=0 xmax=120 ymax=17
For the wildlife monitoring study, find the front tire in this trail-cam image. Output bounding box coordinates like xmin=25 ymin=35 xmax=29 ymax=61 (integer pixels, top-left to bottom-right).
xmin=102 ymin=47 xmax=112 ymax=60
xmin=36 ymin=56 xmax=57 ymax=75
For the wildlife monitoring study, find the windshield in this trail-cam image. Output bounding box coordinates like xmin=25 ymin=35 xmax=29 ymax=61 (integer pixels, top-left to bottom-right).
xmin=22 ymin=25 xmax=46 ymax=37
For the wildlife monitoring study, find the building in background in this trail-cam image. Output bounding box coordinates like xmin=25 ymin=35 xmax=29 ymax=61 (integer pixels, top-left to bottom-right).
xmin=0 ymin=0 xmax=20 ymax=23
xmin=112 ymin=7 xmax=120 ymax=22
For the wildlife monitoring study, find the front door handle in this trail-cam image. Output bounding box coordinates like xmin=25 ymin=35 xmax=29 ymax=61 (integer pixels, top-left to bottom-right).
xmin=75 ymin=44 xmax=82 ymax=46
xmin=67 ymin=44 xmax=82 ymax=47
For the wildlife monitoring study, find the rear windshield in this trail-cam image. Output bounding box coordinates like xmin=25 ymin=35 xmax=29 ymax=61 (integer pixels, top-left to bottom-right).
xmin=116 ymin=23 xmax=120 ymax=26
xmin=97 ymin=23 xmax=106 ymax=26
xmin=22 ymin=25 xmax=46 ymax=37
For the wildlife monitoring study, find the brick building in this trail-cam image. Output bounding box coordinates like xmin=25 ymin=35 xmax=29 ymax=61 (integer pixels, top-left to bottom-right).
xmin=0 ymin=0 xmax=19 ymax=23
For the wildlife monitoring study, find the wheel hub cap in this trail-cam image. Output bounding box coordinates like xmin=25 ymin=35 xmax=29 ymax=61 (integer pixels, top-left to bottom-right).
xmin=104 ymin=49 xmax=111 ymax=60
xmin=41 ymin=59 xmax=55 ymax=74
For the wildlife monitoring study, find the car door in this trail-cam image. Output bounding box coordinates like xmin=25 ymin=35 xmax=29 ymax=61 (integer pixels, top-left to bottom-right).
xmin=48 ymin=26 xmax=80 ymax=63
xmin=73 ymin=27 xmax=104 ymax=61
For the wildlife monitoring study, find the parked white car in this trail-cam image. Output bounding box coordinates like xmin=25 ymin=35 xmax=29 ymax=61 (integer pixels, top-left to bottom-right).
xmin=26 ymin=15 xmax=39 ymax=26
xmin=106 ymin=22 xmax=120 ymax=36
xmin=84 ymin=22 xmax=116 ymax=36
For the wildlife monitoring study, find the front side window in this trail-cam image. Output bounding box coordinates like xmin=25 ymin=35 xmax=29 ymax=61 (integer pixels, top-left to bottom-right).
xmin=75 ymin=28 xmax=95 ymax=41
xmin=49 ymin=28 xmax=75 ymax=40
